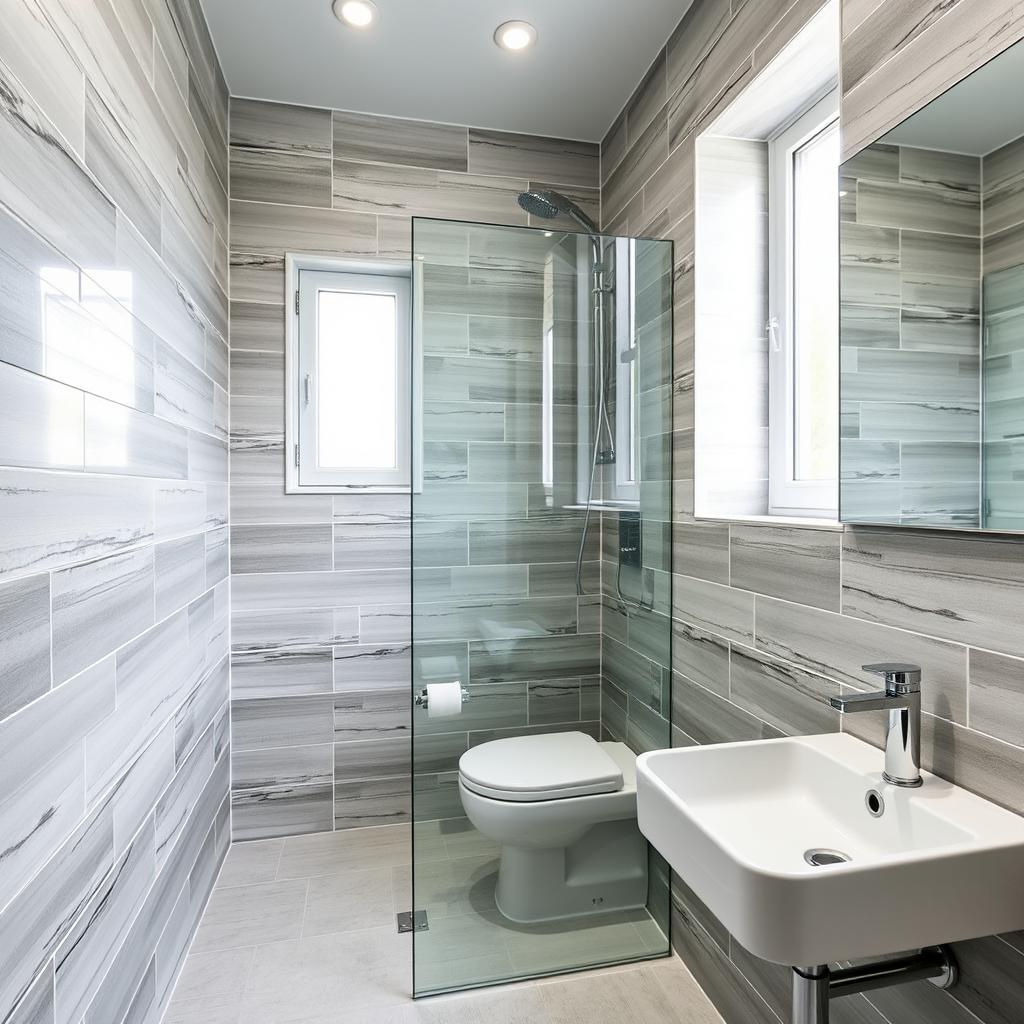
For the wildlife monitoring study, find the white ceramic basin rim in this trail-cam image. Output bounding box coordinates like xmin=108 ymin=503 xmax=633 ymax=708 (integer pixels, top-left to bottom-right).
xmin=636 ymin=733 xmax=1024 ymax=966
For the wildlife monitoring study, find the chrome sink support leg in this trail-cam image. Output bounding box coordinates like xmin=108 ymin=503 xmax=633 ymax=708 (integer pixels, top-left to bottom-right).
xmin=792 ymin=965 xmax=829 ymax=1024
xmin=791 ymin=947 xmax=958 ymax=1024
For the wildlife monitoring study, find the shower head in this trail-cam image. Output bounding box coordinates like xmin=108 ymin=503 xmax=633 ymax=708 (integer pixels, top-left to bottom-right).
xmin=517 ymin=189 xmax=600 ymax=236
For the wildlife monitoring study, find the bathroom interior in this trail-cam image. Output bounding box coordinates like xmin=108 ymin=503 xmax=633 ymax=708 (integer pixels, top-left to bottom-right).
xmin=3 ymin=0 xmax=1024 ymax=1022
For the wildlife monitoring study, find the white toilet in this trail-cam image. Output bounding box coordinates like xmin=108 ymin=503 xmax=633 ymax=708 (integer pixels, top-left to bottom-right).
xmin=458 ymin=730 xmax=648 ymax=924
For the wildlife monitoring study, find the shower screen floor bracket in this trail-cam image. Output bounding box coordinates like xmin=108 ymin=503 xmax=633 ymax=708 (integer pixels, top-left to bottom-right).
xmin=397 ymin=911 xmax=430 ymax=933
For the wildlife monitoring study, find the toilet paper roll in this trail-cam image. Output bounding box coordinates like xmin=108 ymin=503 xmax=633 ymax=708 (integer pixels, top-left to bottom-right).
xmin=426 ymin=681 xmax=463 ymax=719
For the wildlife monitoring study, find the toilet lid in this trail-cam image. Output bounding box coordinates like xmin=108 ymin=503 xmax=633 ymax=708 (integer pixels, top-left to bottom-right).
xmin=458 ymin=731 xmax=624 ymax=801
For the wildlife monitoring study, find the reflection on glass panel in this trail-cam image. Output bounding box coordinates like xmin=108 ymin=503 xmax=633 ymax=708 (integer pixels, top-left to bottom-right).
xmin=411 ymin=218 xmax=673 ymax=996
xmin=317 ymin=289 xmax=397 ymax=470
xmin=793 ymin=122 xmax=839 ymax=482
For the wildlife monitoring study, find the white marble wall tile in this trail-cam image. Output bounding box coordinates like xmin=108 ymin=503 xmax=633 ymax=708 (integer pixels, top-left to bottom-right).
xmin=54 ymin=816 xmax=156 ymax=1024
xmin=84 ymin=83 xmax=162 ymax=250
xmin=174 ymin=657 xmax=229 ymax=769
xmin=86 ymin=611 xmax=201 ymax=802
xmin=0 ymin=59 xmax=116 ymax=269
xmin=5 ymin=963 xmax=54 ymax=1024
xmin=0 ymin=572 xmax=52 ymax=719
xmin=115 ymin=215 xmax=207 ymax=369
xmin=155 ymin=535 xmax=207 ymax=620
xmin=0 ymin=470 xmax=155 ymax=576
xmin=51 ymin=546 xmax=155 ymax=685
xmin=85 ymin=394 xmax=190 ymax=479
xmin=0 ymin=805 xmax=114 ymax=1023
xmin=0 ymin=743 xmax=85 ymax=917
xmin=156 ymin=726 xmax=217 ymax=870
xmin=205 ymin=525 xmax=229 ymax=586
xmin=187 ymin=431 xmax=229 ymax=482
xmin=0 ymin=363 xmax=85 ymax=472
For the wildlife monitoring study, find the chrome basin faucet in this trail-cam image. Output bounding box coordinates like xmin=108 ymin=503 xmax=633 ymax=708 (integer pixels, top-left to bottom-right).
xmin=829 ymin=663 xmax=923 ymax=787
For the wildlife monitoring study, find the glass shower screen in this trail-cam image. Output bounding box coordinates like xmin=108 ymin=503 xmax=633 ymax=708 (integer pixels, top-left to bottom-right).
xmin=410 ymin=218 xmax=673 ymax=995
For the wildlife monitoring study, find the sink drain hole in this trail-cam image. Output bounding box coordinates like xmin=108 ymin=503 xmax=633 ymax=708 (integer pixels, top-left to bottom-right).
xmin=804 ymin=848 xmax=851 ymax=867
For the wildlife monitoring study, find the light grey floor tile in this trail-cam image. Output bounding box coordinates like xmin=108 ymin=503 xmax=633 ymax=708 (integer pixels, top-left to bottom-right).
xmin=238 ymin=928 xmax=411 ymax=1020
xmin=277 ymin=824 xmax=412 ymax=879
xmin=411 ymin=855 xmax=498 ymax=920
xmin=170 ymin=947 xmax=254 ymax=1004
xmin=302 ymin=865 xmax=395 ymax=937
xmin=216 ymin=838 xmax=284 ymax=889
xmin=191 ymin=878 xmax=309 ymax=953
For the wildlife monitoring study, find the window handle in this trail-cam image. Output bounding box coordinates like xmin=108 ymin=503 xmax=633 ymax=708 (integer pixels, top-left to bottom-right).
xmin=766 ymin=315 xmax=782 ymax=353
xmin=303 ymin=374 xmax=311 ymax=406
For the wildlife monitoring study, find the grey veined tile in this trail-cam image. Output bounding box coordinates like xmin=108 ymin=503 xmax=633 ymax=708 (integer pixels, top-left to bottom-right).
xmin=0 ymin=572 xmax=51 ymax=720
xmin=0 ymin=58 xmax=116 ymax=270
xmin=51 ymin=546 xmax=156 ymax=685
xmin=467 ymin=128 xmax=598 ymax=188
xmin=230 ymin=145 xmax=332 ymax=207
xmin=857 ymin=179 xmax=980 ymax=236
xmin=0 ymin=469 xmax=154 ymax=578
xmin=333 ymin=110 xmax=468 ymax=172
xmin=231 ymin=97 xmax=332 ymax=156
xmin=842 ymin=528 xmax=1024 ymax=660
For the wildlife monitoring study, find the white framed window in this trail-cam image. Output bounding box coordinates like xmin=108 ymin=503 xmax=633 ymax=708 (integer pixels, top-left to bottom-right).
xmin=767 ymin=90 xmax=840 ymax=518
xmin=285 ymin=255 xmax=412 ymax=493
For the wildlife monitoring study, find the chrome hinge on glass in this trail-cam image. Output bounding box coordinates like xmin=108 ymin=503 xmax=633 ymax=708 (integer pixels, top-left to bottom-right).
xmin=295 ymin=289 xmax=300 ymax=315
xmin=294 ymin=444 xmax=300 ymax=468
xmin=303 ymin=374 xmax=311 ymax=406
xmin=766 ymin=315 xmax=782 ymax=352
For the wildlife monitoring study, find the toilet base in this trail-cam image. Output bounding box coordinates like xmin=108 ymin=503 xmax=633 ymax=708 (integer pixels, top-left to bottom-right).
xmin=494 ymin=818 xmax=648 ymax=924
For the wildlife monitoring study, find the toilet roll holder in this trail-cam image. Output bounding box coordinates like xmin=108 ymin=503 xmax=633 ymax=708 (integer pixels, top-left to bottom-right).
xmin=414 ymin=684 xmax=471 ymax=709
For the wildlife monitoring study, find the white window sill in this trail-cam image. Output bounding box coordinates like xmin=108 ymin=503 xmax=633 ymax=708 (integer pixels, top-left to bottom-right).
xmin=695 ymin=512 xmax=845 ymax=531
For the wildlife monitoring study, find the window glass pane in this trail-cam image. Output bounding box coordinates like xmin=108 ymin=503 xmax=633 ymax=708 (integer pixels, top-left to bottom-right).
xmin=793 ymin=121 xmax=839 ymax=482
xmin=316 ymin=289 xmax=397 ymax=469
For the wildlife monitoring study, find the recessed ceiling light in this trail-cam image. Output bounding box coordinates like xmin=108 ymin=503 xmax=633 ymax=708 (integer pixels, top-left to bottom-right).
xmin=334 ymin=0 xmax=377 ymax=28
xmin=494 ymin=20 xmax=537 ymax=52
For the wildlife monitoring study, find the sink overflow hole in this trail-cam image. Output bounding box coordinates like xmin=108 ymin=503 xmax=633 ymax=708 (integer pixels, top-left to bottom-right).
xmin=804 ymin=848 xmax=851 ymax=867
xmin=865 ymin=789 xmax=885 ymax=818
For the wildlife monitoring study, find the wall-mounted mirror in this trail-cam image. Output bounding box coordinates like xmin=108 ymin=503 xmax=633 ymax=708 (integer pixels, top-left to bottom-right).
xmin=839 ymin=37 xmax=1024 ymax=532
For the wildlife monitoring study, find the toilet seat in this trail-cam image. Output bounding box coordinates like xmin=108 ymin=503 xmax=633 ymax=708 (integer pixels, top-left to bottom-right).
xmin=459 ymin=731 xmax=624 ymax=802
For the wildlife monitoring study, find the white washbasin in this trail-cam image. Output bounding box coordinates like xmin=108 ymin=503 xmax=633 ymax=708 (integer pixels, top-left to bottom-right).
xmin=637 ymin=733 xmax=1024 ymax=966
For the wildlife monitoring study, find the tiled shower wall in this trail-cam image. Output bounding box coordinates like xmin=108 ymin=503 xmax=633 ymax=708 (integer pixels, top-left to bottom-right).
xmin=601 ymin=0 xmax=1024 ymax=1022
xmin=840 ymin=142 xmax=982 ymax=527
xmin=226 ymin=98 xmax=600 ymax=840
xmin=0 ymin=1 xmax=230 ymax=1022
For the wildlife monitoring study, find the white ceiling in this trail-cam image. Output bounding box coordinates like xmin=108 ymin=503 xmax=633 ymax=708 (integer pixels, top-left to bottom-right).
xmin=199 ymin=0 xmax=691 ymax=142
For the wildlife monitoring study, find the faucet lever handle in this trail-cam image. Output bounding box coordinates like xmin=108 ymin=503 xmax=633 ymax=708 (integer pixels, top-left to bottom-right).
xmin=861 ymin=662 xmax=922 ymax=694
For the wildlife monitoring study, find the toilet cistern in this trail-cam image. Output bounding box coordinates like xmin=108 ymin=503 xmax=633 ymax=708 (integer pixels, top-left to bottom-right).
xmin=829 ymin=663 xmax=922 ymax=787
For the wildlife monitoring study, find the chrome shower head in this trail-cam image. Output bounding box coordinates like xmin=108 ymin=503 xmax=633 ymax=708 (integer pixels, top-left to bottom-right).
xmin=517 ymin=189 xmax=600 ymax=236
